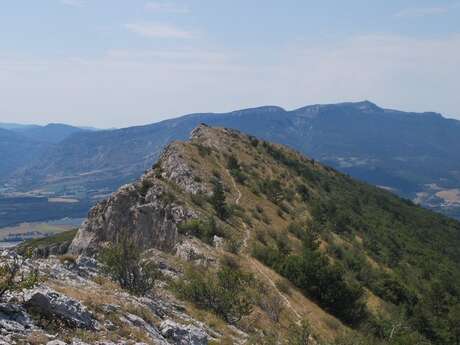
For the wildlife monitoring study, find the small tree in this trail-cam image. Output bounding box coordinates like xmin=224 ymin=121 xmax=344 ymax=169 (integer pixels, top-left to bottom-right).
xmin=227 ymin=155 xmax=240 ymax=170
xmin=100 ymin=238 xmax=159 ymax=296
xmin=0 ymin=254 xmax=39 ymax=301
xmin=174 ymin=265 xmax=254 ymax=323
xmin=211 ymin=179 xmax=230 ymax=220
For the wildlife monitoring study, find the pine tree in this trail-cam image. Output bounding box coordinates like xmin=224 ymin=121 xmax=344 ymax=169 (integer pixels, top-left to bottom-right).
xmin=211 ymin=179 xmax=229 ymax=220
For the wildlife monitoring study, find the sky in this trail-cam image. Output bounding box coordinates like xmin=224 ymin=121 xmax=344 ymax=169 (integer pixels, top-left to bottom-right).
xmin=0 ymin=0 xmax=459 ymax=128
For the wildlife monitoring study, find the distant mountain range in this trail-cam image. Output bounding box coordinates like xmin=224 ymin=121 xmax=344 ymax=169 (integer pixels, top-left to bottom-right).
xmin=1 ymin=101 xmax=460 ymax=223
xmin=0 ymin=122 xmax=98 ymax=143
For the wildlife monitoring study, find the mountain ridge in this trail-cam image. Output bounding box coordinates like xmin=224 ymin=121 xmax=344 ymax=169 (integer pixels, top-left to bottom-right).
xmin=2 ymin=124 xmax=460 ymax=344
xmin=2 ymin=101 xmax=460 ymax=225
xmin=68 ymin=124 xmax=460 ymax=344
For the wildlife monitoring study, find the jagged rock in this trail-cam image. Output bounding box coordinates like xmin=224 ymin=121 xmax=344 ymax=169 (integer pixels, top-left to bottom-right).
xmin=75 ymin=256 xmax=100 ymax=277
xmin=24 ymin=287 xmax=98 ymax=330
xmin=69 ymin=179 xmax=199 ymax=255
xmin=0 ymin=319 xmax=25 ymax=333
xmin=119 ymin=313 xmax=169 ymax=345
xmin=160 ymin=319 xmax=208 ymax=345
xmin=0 ymin=303 xmax=34 ymax=332
xmin=175 ymin=238 xmax=217 ymax=265
xmin=32 ymin=241 xmax=71 ymax=259
xmin=101 ymin=304 xmax=120 ymax=314
xmin=159 ymin=142 xmax=207 ymax=195
xmin=213 ymin=235 xmax=224 ymax=249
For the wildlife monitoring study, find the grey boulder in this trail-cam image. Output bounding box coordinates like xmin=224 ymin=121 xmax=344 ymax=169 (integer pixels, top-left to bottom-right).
xmin=160 ymin=319 xmax=208 ymax=345
xmin=25 ymin=287 xmax=98 ymax=330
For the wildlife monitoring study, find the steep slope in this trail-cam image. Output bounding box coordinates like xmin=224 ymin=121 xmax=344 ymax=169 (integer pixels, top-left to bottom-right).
xmin=9 ymin=101 xmax=460 ymax=219
xmin=69 ymin=125 xmax=460 ymax=344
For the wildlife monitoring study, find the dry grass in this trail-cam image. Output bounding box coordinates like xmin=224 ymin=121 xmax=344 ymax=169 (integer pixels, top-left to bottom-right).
xmin=24 ymin=331 xmax=49 ymax=345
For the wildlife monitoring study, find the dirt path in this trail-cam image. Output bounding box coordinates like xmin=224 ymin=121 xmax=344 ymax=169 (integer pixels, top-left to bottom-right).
xmin=222 ymin=164 xmax=301 ymax=321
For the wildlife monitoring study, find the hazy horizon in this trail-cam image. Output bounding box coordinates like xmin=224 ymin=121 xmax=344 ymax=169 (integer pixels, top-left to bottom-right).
xmin=1 ymin=1 xmax=459 ymax=127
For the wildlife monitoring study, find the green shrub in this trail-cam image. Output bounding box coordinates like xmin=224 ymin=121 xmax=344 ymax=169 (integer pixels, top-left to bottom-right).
xmin=287 ymin=319 xmax=313 ymax=345
xmin=0 ymin=254 xmax=39 ymax=300
xmin=174 ymin=266 xmax=254 ymax=323
xmin=225 ymin=236 xmax=242 ymax=254
xmin=178 ymin=217 xmax=222 ymax=245
xmin=254 ymin=227 xmax=366 ymax=325
xmin=249 ymin=136 xmax=259 ymax=147
xmin=100 ymin=238 xmax=160 ymax=296
xmin=227 ymin=155 xmax=240 ymax=170
xmin=139 ymin=179 xmax=154 ymax=196
xmin=296 ymin=184 xmax=310 ymax=202
xmin=194 ymin=143 xmax=212 ymax=157
xmin=230 ymin=169 xmax=247 ymax=184
xmin=275 ymin=278 xmax=291 ymax=296
xmin=257 ymin=179 xmax=285 ymax=205
xmin=210 ymin=179 xmax=231 ymax=220
xmin=190 ymin=192 xmax=207 ymax=207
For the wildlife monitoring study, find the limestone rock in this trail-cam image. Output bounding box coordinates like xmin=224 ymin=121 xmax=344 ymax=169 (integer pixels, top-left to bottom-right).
xmin=31 ymin=241 xmax=71 ymax=259
xmin=25 ymin=287 xmax=98 ymax=330
xmin=119 ymin=313 xmax=169 ymax=345
xmin=0 ymin=303 xmax=34 ymax=332
xmin=160 ymin=319 xmax=208 ymax=345
xmin=69 ymin=179 xmax=199 ymax=255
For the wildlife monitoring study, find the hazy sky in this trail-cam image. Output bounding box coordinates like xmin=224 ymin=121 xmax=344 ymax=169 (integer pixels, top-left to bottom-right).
xmin=1 ymin=0 xmax=459 ymax=128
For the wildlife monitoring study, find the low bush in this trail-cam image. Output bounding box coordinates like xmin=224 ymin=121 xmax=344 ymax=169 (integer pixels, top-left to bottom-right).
xmin=287 ymin=319 xmax=313 ymax=345
xmin=0 ymin=254 xmax=39 ymax=300
xmin=178 ymin=217 xmax=223 ymax=245
xmin=100 ymin=238 xmax=160 ymax=296
xmin=174 ymin=265 xmax=254 ymax=323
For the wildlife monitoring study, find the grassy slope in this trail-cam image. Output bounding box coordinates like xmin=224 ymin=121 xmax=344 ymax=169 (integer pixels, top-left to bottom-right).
xmin=167 ymin=126 xmax=460 ymax=343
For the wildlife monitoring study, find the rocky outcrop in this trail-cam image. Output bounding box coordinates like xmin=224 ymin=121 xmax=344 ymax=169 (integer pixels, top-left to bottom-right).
xmin=0 ymin=303 xmax=35 ymax=341
xmin=160 ymin=319 xmax=208 ymax=345
xmin=24 ymin=286 xmax=99 ymax=330
xmin=119 ymin=313 xmax=169 ymax=345
xmin=31 ymin=240 xmax=72 ymax=258
xmin=68 ymin=125 xmax=220 ymax=256
xmin=69 ymin=178 xmax=199 ymax=255
xmin=159 ymin=141 xmax=207 ymax=195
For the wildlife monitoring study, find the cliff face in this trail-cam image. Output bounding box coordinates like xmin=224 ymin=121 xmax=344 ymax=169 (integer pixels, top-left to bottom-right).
xmin=68 ymin=134 xmax=207 ymax=255
xmin=69 ymin=124 xmax=247 ymax=255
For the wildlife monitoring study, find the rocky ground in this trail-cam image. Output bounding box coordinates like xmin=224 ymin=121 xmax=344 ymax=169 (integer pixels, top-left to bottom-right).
xmin=0 ymin=248 xmax=240 ymax=345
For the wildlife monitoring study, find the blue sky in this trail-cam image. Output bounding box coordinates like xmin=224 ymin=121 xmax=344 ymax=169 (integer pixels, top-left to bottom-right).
xmin=0 ymin=0 xmax=459 ymax=127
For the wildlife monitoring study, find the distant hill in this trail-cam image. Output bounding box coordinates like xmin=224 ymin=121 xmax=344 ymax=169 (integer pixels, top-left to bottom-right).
xmin=0 ymin=128 xmax=50 ymax=178
xmin=0 ymin=123 xmax=41 ymax=131
xmin=7 ymin=123 xmax=87 ymax=144
xmin=3 ymin=101 xmax=460 ymax=220
xmin=0 ymin=123 xmax=94 ymax=182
